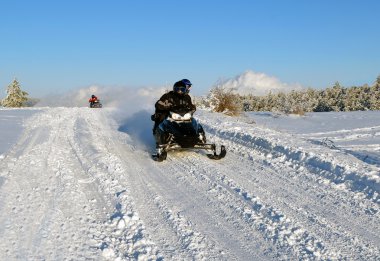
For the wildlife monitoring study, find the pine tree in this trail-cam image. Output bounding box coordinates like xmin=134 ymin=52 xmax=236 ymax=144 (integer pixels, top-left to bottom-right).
xmin=325 ymin=82 xmax=345 ymax=111
xmin=304 ymin=88 xmax=319 ymax=112
xmin=370 ymin=74 xmax=380 ymax=110
xmin=344 ymin=87 xmax=358 ymax=111
xmin=314 ymin=89 xmax=333 ymax=112
xmin=274 ymin=92 xmax=288 ymax=113
xmin=1 ymin=79 xmax=29 ymax=107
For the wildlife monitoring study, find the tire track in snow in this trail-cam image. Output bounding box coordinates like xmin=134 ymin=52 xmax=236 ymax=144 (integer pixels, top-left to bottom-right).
xmin=0 ymin=108 xmax=161 ymax=260
xmin=0 ymin=108 xmax=106 ymax=260
xmin=2 ymin=108 xmax=378 ymax=260
xmin=196 ymin=116 xmax=379 ymax=260
xmin=70 ymin=109 xmax=162 ymax=260
xmin=199 ymin=115 xmax=380 ymax=205
xmin=106 ymin=109 xmax=379 ymax=260
xmin=98 ymin=114 xmax=289 ymax=260
xmin=186 ymin=150 xmax=380 ymax=260
xmin=113 ymin=148 xmax=270 ymax=260
xmin=172 ymin=154 xmax=339 ymax=260
xmin=90 ymin=111 xmax=232 ymax=260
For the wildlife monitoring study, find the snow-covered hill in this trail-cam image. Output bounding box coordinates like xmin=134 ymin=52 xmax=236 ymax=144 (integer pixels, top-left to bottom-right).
xmin=0 ymin=107 xmax=379 ymax=260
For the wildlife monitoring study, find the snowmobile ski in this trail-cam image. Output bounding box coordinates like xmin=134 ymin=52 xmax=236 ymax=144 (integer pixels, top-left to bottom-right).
xmin=152 ymin=148 xmax=167 ymax=162
xmin=206 ymin=145 xmax=226 ymax=160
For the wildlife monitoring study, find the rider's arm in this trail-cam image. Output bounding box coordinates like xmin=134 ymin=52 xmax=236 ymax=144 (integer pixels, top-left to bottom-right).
xmin=155 ymin=94 xmax=173 ymax=111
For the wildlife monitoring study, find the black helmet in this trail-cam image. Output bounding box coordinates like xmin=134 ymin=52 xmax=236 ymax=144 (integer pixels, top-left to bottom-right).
xmin=91 ymin=94 xmax=95 ymax=98
xmin=173 ymin=79 xmax=192 ymax=94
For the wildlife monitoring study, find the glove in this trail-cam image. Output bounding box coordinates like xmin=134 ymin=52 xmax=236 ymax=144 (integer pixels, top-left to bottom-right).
xmin=157 ymin=100 xmax=172 ymax=109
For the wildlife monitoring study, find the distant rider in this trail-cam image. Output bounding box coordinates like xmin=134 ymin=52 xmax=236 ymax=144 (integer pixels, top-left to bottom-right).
xmin=89 ymin=94 xmax=98 ymax=107
xmin=152 ymin=79 xmax=196 ymax=135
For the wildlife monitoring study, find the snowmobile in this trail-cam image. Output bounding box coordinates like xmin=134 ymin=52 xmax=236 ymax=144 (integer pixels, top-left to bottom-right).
xmin=90 ymin=100 xmax=102 ymax=108
xmin=152 ymin=110 xmax=226 ymax=162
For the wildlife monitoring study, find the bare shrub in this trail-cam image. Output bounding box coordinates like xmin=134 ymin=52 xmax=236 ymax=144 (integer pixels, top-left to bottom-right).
xmin=208 ymin=87 xmax=241 ymax=116
xmin=290 ymin=106 xmax=306 ymax=116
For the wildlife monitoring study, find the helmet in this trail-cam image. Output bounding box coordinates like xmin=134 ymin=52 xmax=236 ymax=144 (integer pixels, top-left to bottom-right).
xmin=91 ymin=94 xmax=96 ymax=98
xmin=181 ymin=79 xmax=192 ymax=87
xmin=173 ymin=79 xmax=192 ymax=94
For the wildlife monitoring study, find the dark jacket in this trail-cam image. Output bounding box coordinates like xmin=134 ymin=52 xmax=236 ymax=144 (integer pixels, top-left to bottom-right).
xmin=154 ymin=91 xmax=196 ymax=122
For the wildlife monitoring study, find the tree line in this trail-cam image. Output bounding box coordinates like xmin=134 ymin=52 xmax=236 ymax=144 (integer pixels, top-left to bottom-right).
xmin=198 ymin=75 xmax=380 ymax=115
xmin=2 ymin=76 xmax=380 ymax=112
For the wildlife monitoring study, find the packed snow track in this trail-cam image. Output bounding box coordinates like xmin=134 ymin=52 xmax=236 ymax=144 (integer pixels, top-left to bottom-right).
xmin=0 ymin=108 xmax=379 ymax=260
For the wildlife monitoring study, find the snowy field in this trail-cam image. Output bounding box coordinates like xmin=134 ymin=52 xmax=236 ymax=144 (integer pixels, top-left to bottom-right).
xmin=0 ymin=107 xmax=379 ymax=260
xmin=248 ymin=111 xmax=380 ymax=167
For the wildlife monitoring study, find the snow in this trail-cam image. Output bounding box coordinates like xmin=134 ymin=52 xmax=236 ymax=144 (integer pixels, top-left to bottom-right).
xmin=0 ymin=108 xmax=41 ymax=156
xmin=0 ymin=107 xmax=379 ymax=260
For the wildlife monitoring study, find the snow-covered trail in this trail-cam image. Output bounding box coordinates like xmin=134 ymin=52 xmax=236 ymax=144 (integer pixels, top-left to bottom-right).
xmin=0 ymin=108 xmax=159 ymax=260
xmin=0 ymin=108 xmax=379 ymax=260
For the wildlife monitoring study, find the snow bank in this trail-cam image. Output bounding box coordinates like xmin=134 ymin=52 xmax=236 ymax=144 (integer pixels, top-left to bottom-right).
xmin=197 ymin=110 xmax=380 ymax=204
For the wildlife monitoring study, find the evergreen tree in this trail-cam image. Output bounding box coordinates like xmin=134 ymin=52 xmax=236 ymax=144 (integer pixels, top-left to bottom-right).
xmin=304 ymin=88 xmax=319 ymax=112
xmin=325 ymin=82 xmax=345 ymax=111
xmin=359 ymin=85 xmax=371 ymax=110
xmin=370 ymin=75 xmax=380 ymax=110
xmin=1 ymin=79 xmax=29 ymax=107
xmin=263 ymin=91 xmax=275 ymax=111
xmin=314 ymin=90 xmax=333 ymax=112
xmin=201 ymin=75 xmax=380 ymax=113
xmin=344 ymin=87 xmax=359 ymax=111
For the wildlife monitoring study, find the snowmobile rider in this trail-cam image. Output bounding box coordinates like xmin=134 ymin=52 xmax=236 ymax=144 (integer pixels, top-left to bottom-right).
xmin=89 ymin=94 xmax=98 ymax=106
xmin=152 ymin=79 xmax=196 ymax=135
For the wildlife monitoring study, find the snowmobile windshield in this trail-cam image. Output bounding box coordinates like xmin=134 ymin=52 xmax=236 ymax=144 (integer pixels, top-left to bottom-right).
xmin=170 ymin=111 xmax=192 ymax=121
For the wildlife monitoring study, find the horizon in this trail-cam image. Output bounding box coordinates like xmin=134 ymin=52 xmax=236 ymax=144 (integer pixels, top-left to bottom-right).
xmin=1 ymin=0 xmax=379 ymax=99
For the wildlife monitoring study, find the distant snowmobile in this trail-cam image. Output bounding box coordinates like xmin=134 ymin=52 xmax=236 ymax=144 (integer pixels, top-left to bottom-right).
xmin=153 ymin=110 xmax=226 ymax=162
xmin=89 ymin=100 xmax=102 ymax=108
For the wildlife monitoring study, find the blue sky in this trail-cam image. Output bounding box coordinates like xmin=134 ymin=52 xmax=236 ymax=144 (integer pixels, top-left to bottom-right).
xmin=1 ymin=0 xmax=379 ymax=98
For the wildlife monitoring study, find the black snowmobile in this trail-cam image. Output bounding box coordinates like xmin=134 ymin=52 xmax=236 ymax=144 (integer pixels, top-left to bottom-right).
xmin=152 ymin=110 xmax=226 ymax=162
xmin=90 ymin=100 xmax=102 ymax=108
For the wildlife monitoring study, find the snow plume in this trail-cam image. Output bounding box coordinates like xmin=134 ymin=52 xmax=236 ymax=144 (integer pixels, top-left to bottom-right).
xmin=216 ymin=70 xmax=302 ymax=96
xmin=37 ymin=84 xmax=169 ymax=150
xmin=108 ymin=86 xmax=168 ymax=151
xmin=36 ymin=85 xmax=166 ymax=111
